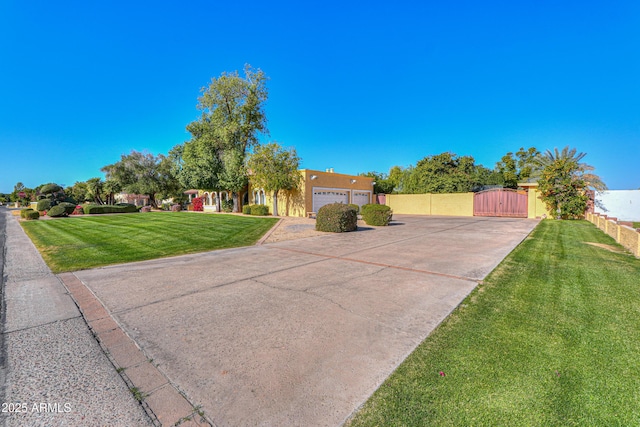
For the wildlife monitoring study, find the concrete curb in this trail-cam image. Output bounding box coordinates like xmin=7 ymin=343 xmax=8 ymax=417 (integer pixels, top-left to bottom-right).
xmin=58 ymin=272 xmax=213 ymax=427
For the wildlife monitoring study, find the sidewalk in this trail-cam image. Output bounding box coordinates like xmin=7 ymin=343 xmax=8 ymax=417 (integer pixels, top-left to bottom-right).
xmin=0 ymin=207 xmax=153 ymax=426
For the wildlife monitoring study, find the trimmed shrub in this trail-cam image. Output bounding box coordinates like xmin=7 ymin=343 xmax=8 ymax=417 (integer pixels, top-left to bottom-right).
xmin=47 ymin=205 xmax=68 ymax=217
xmin=36 ymin=199 xmax=52 ymax=212
xmin=25 ymin=210 xmax=40 ymax=220
xmin=316 ymin=203 xmax=357 ymax=233
xmin=242 ymin=204 xmax=252 ymax=214
xmin=251 ymin=204 xmax=269 ymax=216
xmin=221 ymin=199 xmax=234 ymax=213
xmin=57 ymin=202 xmax=77 ymax=215
xmin=20 ymin=208 xmax=35 ymax=219
xmin=349 ymin=204 xmax=360 ymax=214
xmin=361 ymin=204 xmax=393 ymax=226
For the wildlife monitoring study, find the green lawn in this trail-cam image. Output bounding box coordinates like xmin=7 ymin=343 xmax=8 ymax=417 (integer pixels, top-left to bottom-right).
xmin=21 ymin=212 xmax=279 ymax=273
xmin=633 ymin=221 xmax=640 ymax=229
xmin=347 ymin=220 xmax=640 ymax=427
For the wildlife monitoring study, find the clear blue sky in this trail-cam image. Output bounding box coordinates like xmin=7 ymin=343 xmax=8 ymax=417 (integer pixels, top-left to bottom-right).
xmin=1 ymin=0 xmax=639 ymax=193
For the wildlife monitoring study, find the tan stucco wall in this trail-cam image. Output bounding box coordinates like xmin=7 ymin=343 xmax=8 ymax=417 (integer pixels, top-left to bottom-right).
xmin=385 ymin=194 xmax=431 ymax=215
xmin=431 ymin=193 xmax=474 ymax=216
xmin=386 ymin=193 xmax=474 ymax=216
xmin=527 ymin=188 xmax=552 ymax=218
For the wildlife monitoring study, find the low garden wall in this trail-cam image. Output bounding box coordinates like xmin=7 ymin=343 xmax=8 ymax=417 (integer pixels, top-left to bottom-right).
xmin=586 ymin=213 xmax=640 ymax=257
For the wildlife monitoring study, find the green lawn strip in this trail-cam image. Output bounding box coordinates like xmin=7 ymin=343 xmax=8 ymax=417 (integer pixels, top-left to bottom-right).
xmin=347 ymin=220 xmax=640 ymax=427
xmin=21 ymin=212 xmax=278 ymax=273
xmin=633 ymin=221 xmax=640 ymax=229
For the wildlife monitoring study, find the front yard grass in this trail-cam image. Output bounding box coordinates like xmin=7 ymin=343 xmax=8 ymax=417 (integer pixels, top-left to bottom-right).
xmin=347 ymin=220 xmax=640 ymax=427
xmin=21 ymin=212 xmax=278 ymax=273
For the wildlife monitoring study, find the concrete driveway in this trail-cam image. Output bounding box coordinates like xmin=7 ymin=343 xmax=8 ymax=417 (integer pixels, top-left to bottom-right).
xmin=68 ymin=215 xmax=538 ymax=426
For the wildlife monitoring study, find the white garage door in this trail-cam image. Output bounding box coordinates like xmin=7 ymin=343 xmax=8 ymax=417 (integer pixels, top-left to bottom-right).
xmin=313 ymin=189 xmax=349 ymax=212
xmin=352 ymin=191 xmax=371 ymax=208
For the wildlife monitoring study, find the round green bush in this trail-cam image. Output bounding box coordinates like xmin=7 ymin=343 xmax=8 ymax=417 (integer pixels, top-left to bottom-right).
xmin=361 ymin=204 xmax=393 ymax=226
xmin=242 ymin=204 xmax=252 ymax=214
xmin=57 ymin=202 xmax=77 ymax=214
xmin=20 ymin=208 xmax=35 ymax=218
xmin=36 ymin=199 xmax=52 ymax=212
xmin=25 ymin=210 xmax=40 ymax=220
xmin=315 ymin=203 xmax=357 ymax=233
xmin=348 ymin=204 xmax=360 ymax=214
xmin=47 ymin=205 xmax=68 ymax=217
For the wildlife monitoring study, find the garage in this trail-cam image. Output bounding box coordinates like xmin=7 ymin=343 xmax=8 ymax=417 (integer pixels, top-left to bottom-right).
xmin=312 ymin=188 xmax=349 ymax=212
xmin=352 ymin=191 xmax=371 ymax=208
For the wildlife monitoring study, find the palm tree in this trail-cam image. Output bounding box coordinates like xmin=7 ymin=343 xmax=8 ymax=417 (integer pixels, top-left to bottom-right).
xmin=534 ymin=146 xmax=607 ymax=191
xmin=533 ymin=146 xmax=607 ymax=219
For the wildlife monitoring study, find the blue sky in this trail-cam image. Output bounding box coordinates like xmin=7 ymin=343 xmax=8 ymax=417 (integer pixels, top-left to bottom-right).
xmin=1 ymin=0 xmax=639 ymax=193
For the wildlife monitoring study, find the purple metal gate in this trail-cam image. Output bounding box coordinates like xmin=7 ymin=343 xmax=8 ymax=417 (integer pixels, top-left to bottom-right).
xmin=474 ymin=189 xmax=528 ymax=218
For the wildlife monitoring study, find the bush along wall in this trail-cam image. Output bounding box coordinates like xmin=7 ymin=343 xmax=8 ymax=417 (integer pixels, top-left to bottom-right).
xmin=361 ymin=204 xmax=393 ymax=226
xmin=316 ymin=203 xmax=358 ymax=233
xmin=251 ymin=205 xmax=269 ymax=216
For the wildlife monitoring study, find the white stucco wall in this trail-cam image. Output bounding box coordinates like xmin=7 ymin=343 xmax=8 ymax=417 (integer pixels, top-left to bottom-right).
xmin=594 ymin=190 xmax=640 ymax=221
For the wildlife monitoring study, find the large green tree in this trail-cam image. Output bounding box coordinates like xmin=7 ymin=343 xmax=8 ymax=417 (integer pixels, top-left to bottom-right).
xmin=401 ymin=152 xmax=479 ymax=194
xmin=175 ymin=64 xmax=269 ymax=212
xmin=534 ymin=146 xmax=606 ymax=219
xmin=247 ymin=142 xmax=301 ymax=216
xmin=359 ymin=171 xmax=396 ymax=194
xmin=102 ymin=150 xmax=179 ymax=208
xmin=495 ymin=147 xmax=540 ymax=188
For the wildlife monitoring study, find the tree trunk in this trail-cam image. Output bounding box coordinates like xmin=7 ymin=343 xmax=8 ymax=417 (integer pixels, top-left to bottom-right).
xmin=232 ymin=192 xmax=239 ymax=213
xmin=272 ymin=190 xmax=279 ymax=217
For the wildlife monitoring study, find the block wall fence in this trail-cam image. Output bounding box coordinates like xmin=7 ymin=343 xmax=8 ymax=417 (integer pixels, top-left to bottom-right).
xmin=586 ymin=212 xmax=640 ymax=257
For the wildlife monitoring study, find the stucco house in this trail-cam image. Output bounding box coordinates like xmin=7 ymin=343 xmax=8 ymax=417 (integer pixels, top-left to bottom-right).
xmin=251 ymin=169 xmax=375 ymax=217
xmin=189 ymin=169 xmax=375 ymax=216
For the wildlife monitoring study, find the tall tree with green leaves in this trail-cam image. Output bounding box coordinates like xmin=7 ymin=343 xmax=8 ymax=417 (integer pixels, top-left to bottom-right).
xmin=495 ymin=146 xmax=540 ymax=188
xmin=247 ymin=142 xmax=301 ymax=216
xmin=102 ymin=150 xmax=179 ymax=208
xmin=176 ymin=64 xmax=269 ymax=212
xmin=534 ymin=146 xmax=606 ymax=219
xmin=402 ymin=152 xmax=478 ymax=194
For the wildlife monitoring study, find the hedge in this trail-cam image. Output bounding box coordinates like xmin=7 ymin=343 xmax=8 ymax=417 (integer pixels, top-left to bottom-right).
xmin=361 ymin=204 xmax=393 ymax=226
xmin=316 ymin=203 xmax=358 ymax=233
xmin=83 ymin=204 xmax=139 ymax=214
xmin=251 ymin=204 xmax=269 ymax=216
xmin=20 ymin=208 xmax=35 ymax=219
xmin=24 ymin=210 xmax=40 ymax=220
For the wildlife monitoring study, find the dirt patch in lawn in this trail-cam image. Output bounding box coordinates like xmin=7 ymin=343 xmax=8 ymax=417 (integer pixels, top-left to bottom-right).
xmin=584 ymin=242 xmax=628 ymax=254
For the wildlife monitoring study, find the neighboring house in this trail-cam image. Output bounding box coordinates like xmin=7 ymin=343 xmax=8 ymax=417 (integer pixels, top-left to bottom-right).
xmin=115 ymin=193 xmax=149 ymax=206
xmin=250 ymin=169 xmax=375 ymax=217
